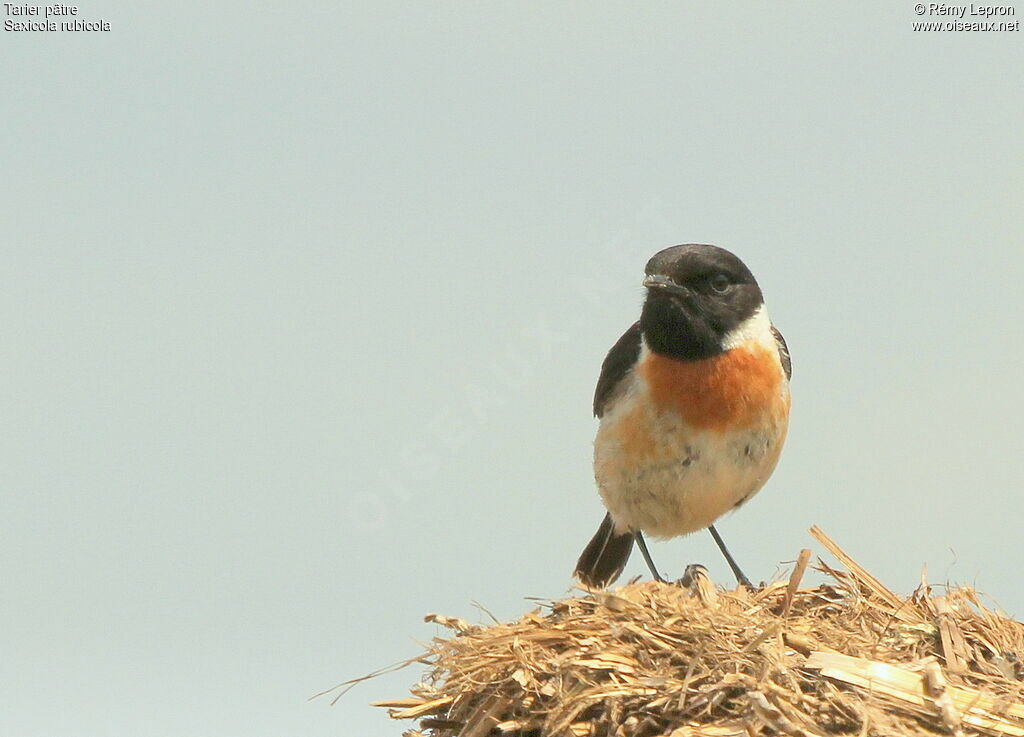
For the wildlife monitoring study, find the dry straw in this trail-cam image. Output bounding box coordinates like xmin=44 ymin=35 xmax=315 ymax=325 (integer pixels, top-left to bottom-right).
xmin=327 ymin=527 xmax=1024 ymax=736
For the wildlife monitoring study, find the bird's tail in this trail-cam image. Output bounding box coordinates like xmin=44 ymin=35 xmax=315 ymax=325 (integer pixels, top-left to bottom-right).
xmin=573 ymin=513 xmax=634 ymax=588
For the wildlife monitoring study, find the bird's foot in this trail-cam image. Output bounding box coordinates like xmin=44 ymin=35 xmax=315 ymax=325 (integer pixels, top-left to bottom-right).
xmin=735 ymin=573 xmax=756 ymax=591
xmin=676 ymin=563 xmax=758 ymax=591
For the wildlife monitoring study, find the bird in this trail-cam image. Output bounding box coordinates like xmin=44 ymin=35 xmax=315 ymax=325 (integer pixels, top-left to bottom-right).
xmin=573 ymin=244 xmax=791 ymax=589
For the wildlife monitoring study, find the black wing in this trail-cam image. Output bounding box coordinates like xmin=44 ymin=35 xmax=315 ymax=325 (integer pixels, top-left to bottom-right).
xmin=593 ymin=322 xmax=642 ymax=418
xmin=771 ymin=325 xmax=792 ymax=380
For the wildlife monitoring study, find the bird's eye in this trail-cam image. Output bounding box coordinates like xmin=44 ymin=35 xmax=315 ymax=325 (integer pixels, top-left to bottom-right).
xmin=709 ymin=274 xmax=730 ymax=293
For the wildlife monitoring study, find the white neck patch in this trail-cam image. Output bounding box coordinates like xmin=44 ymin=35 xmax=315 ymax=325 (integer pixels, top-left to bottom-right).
xmin=720 ymin=304 xmax=775 ymax=351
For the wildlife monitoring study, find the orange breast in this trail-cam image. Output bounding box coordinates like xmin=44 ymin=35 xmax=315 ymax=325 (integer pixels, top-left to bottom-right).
xmin=638 ymin=344 xmax=787 ymax=433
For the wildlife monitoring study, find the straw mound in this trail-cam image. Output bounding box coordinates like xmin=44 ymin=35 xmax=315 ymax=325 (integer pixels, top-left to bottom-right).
xmin=367 ymin=528 xmax=1024 ymax=737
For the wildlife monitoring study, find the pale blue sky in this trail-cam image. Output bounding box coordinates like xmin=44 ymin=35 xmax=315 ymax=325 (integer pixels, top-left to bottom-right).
xmin=2 ymin=3 xmax=1022 ymax=736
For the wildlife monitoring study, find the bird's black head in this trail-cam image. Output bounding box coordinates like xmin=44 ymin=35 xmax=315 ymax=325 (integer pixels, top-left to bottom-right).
xmin=640 ymin=244 xmax=764 ymax=361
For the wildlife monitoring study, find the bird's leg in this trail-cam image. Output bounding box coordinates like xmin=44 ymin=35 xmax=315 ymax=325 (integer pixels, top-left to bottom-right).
xmin=633 ymin=531 xmax=666 ymax=583
xmin=708 ymin=525 xmax=754 ymax=589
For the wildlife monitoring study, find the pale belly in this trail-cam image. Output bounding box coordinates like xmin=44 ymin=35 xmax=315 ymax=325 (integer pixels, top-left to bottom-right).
xmin=594 ymin=389 xmax=789 ymax=539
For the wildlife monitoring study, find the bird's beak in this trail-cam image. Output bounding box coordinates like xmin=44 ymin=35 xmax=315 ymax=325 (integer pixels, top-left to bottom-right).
xmin=642 ymin=274 xmax=689 ymax=296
